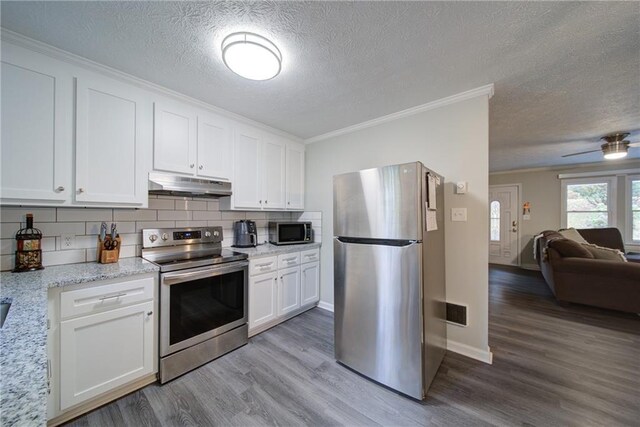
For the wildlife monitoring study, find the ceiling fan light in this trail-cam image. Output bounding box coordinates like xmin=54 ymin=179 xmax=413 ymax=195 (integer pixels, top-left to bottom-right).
xmin=601 ymin=141 xmax=629 ymax=160
xmin=603 ymin=151 xmax=627 ymax=160
xmin=221 ymin=32 xmax=282 ymax=81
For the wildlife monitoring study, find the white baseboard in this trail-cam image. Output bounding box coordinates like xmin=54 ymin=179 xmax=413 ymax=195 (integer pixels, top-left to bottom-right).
xmin=317 ymin=301 xmax=334 ymax=312
xmin=520 ymin=263 xmax=541 ymax=271
xmin=447 ymin=340 xmax=493 ymax=364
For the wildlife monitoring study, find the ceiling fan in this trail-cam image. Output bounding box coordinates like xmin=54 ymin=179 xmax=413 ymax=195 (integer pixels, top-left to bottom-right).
xmin=563 ymin=132 xmax=640 ymax=160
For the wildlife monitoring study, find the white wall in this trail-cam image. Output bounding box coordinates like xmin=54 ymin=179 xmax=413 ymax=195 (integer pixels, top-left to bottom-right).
xmin=305 ymin=93 xmax=491 ymax=362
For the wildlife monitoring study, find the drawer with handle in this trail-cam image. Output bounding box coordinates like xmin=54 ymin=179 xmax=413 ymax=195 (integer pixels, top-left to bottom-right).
xmin=278 ymin=252 xmax=301 ymax=269
xmin=300 ymin=248 xmax=320 ymax=264
xmin=249 ymin=256 xmax=278 ymax=276
xmin=60 ymin=276 xmax=155 ymax=319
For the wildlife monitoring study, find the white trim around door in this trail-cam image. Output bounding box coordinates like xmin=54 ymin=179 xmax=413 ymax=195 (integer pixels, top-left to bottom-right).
xmin=489 ymin=184 xmax=522 ymax=266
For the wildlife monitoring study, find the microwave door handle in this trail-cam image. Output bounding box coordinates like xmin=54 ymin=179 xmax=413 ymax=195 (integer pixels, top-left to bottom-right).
xmin=250 ymin=234 xmax=256 ymax=246
xmin=303 ymin=223 xmax=308 ymax=240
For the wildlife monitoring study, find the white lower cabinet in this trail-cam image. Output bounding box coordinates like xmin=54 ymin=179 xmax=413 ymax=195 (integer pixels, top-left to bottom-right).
xmin=48 ymin=274 xmax=158 ymax=422
xmin=278 ymin=267 xmax=301 ymax=316
xmin=59 ymin=300 xmax=154 ymax=410
xmin=249 ymin=271 xmax=278 ymax=329
xmin=248 ymin=248 xmax=320 ymax=336
xmin=301 ymin=261 xmax=320 ymax=307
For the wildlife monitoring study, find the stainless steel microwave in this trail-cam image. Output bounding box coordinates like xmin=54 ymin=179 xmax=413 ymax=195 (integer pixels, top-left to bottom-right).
xmin=268 ymin=221 xmax=313 ymax=245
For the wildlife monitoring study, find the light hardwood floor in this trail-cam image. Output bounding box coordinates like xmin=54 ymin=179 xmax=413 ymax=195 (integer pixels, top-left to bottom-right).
xmin=66 ymin=266 xmax=640 ymax=426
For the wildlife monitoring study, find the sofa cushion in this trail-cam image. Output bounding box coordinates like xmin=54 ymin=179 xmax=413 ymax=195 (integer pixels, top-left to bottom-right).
xmin=548 ymin=239 xmax=594 ymax=258
xmin=577 ymin=228 xmax=625 ymax=252
xmin=582 ymin=243 xmax=627 ymax=262
xmin=559 ymin=228 xmax=589 ymax=244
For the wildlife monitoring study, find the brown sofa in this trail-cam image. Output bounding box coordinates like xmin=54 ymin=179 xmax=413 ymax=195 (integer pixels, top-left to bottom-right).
xmin=536 ymin=228 xmax=640 ymax=313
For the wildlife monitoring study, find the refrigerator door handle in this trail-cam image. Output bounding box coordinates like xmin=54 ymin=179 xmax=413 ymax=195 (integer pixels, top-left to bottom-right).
xmin=335 ymin=236 xmax=419 ymax=247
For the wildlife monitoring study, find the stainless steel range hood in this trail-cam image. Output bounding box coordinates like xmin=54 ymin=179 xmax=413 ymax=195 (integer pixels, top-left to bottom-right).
xmin=148 ymin=172 xmax=231 ymax=198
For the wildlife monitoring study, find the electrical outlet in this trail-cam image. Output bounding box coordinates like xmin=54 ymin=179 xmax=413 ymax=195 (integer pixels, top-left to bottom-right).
xmin=60 ymin=234 xmax=75 ymax=250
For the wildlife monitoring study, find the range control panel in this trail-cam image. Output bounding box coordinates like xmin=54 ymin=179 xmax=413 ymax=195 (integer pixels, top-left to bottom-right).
xmin=142 ymin=227 xmax=223 ymax=248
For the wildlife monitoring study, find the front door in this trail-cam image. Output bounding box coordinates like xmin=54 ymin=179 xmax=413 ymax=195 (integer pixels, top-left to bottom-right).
xmin=489 ymin=185 xmax=519 ymax=266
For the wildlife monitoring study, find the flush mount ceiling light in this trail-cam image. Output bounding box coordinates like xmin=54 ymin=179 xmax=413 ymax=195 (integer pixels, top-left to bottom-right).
xmin=221 ymin=32 xmax=282 ymax=81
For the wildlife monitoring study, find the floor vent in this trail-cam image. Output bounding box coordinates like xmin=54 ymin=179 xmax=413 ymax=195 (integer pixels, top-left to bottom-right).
xmin=446 ymin=302 xmax=468 ymax=326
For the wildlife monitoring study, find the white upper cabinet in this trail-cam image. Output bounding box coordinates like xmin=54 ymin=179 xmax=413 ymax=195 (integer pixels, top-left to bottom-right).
xmin=75 ymin=73 xmax=151 ymax=206
xmin=197 ymin=112 xmax=232 ymax=180
xmin=286 ymin=142 xmax=305 ymax=210
xmin=153 ymin=100 xmax=197 ymax=175
xmin=229 ymin=125 xmax=263 ymax=209
xmin=1 ymin=43 xmax=72 ymax=204
xmin=153 ymin=101 xmax=234 ymax=181
xmin=262 ymin=135 xmax=286 ymax=210
xmin=220 ymin=129 xmax=304 ymax=211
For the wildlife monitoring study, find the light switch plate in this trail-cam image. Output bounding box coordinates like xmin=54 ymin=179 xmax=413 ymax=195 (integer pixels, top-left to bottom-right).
xmin=455 ymin=181 xmax=468 ymax=194
xmin=451 ymin=208 xmax=467 ymax=222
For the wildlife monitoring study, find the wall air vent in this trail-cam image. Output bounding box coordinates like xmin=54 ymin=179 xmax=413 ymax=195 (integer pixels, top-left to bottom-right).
xmin=446 ymin=302 xmax=468 ymax=326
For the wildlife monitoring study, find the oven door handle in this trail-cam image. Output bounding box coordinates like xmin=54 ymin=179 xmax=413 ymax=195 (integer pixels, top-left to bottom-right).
xmin=162 ymin=261 xmax=248 ymax=286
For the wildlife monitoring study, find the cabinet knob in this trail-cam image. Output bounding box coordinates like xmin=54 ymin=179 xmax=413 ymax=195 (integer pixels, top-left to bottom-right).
xmin=265 ymin=200 xmax=268 ymax=204
xmin=259 ymin=200 xmax=262 ymax=204
xmin=288 ymin=202 xmax=290 ymax=205
xmin=77 ymin=188 xmax=84 ymax=193
xmin=190 ymin=164 xmax=195 ymax=168
xmin=199 ymin=165 xmax=203 ymax=170
xmin=56 ymin=186 xmax=65 ymax=192
xmin=147 ymin=311 xmax=153 ymax=316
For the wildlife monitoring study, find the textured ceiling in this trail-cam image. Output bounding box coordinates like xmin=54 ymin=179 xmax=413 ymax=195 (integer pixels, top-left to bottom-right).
xmin=1 ymin=1 xmax=639 ymax=171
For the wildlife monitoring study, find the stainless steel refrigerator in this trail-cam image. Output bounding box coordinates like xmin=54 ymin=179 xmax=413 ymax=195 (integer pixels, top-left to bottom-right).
xmin=333 ymin=161 xmax=446 ymax=400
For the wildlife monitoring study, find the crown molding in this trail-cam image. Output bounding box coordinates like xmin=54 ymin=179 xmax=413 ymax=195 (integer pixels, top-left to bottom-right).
xmin=490 ymin=158 xmax=640 ymax=176
xmin=304 ymin=83 xmax=494 ymax=144
xmin=0 ymin=28 xmax=303 ymax=143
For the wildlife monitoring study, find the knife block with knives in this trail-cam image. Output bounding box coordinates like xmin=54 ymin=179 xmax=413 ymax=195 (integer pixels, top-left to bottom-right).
xmin=97 ymin=222 xmax=121 ymax=264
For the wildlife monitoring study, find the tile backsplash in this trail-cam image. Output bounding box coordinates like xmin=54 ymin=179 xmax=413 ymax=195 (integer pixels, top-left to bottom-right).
xmin=0 ymin=196 xmax=322 ymax=271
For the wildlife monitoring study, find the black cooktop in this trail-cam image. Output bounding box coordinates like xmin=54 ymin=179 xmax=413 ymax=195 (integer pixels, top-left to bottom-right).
xmin=150 ymin=249 xmax=248 ymax=272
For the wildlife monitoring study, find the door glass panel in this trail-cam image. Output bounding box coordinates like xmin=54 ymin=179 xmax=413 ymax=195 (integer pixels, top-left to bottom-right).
xmin=490 ymin=200 xmax=500 ymax=241
xmin=169 ymin=270 xmax=244 ymax=345
xmin=632 ymin=180 xmax=639 ymax=241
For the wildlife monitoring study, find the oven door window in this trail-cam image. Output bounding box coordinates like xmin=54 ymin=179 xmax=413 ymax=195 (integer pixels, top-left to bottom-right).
xmin=169 ymin=270 xmax=244 ymax=345
xmin=279 ymin=224 xmax=304 ymax=242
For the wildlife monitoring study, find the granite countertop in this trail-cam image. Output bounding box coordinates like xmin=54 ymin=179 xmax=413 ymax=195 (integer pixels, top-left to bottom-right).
xmin=0 ymin=258 xmax=159 ymax=427
xmin=232 ymin=242 xmax=321 ymax=258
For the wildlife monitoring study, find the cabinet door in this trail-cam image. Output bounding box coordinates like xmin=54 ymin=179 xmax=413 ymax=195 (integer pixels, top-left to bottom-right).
xmin=153 ymin=100 xmax=196 ymax=175
xmin=262 ymin=136 xmax=286 ymax=210
xmin=197 ymin=112 xmax=232 ymax=180
xmin=301 ymin=261 xmax=320 ymax=307
xmin=278 ymin=267 xmax=300 ymax=316
xmin=286 ymin=142 xmax=305 ymax=210
xmin=1 ymin=43 xmax=72 ymax=203
xmin=59 ymin=301 xmax=154 ymax=410
xmin=232 ymin=125 xmax=262 ymax=209
xmin=249 ymin=271 xmax=278 ymax=330
xmin=75 ymin=74 xmax=151 ymax=206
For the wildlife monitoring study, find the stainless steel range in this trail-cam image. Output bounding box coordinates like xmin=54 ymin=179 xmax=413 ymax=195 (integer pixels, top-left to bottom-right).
xmin=141 ymin=227 xmax=249 ymax=384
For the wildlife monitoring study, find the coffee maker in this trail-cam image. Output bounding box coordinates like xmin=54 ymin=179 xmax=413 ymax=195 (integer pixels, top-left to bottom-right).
xmin=233 ymin=220 xmax=257 ymax=247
